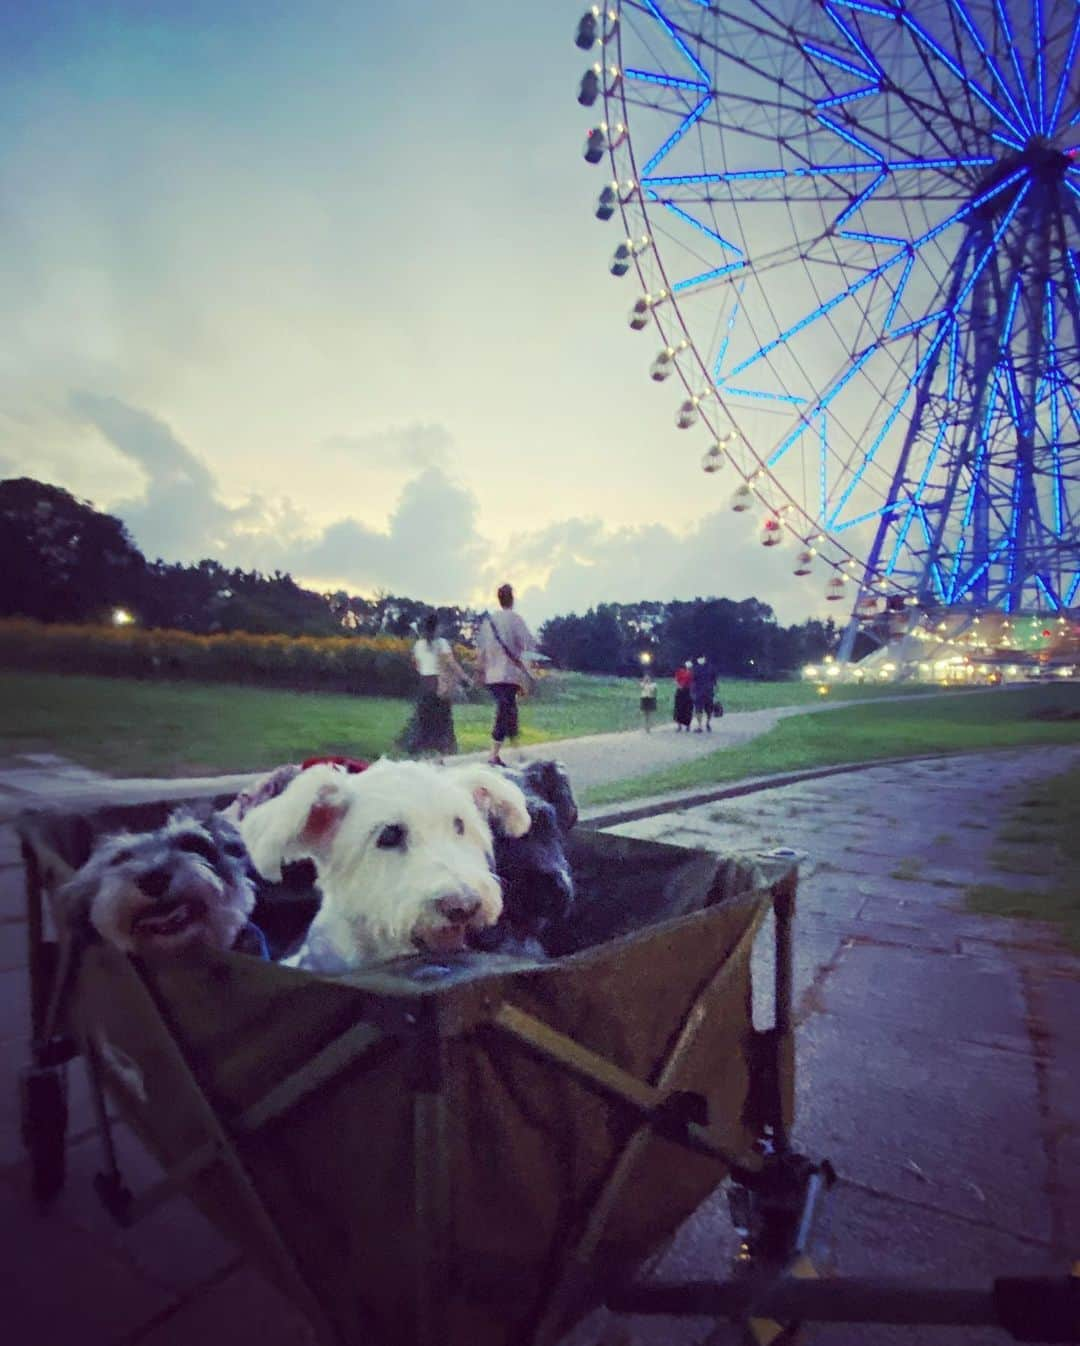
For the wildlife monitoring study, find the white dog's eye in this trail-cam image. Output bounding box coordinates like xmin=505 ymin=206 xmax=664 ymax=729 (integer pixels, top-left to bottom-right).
xmin=376 ymin=824 xmax=407 ymax=850
xmin=453 ymin=817 xmax=464 ymax=836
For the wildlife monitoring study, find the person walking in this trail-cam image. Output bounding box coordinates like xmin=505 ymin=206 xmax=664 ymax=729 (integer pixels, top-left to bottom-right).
xmin=673 ymin=661 xmax=694 ymax=731
xmin=398 ymin=612 xmax=470 ymax=759
xmin=691 ymin=655 xmax=717 ymax=733
xmin=475 ymin=583 xmax=534 ymax=766
xmin=639 ymin=671 xmax=657 ymax=733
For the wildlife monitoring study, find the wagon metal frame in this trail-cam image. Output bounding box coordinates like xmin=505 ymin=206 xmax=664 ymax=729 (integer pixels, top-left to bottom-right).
xmin=15 ymin=793 xmax=1080 ymax=1346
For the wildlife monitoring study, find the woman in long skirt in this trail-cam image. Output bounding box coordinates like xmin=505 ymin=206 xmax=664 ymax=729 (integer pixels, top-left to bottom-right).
xmin=673 ymin=661 xmax=694 ymax=731
xmin=398 ymin=613 xmax=469 ymax=759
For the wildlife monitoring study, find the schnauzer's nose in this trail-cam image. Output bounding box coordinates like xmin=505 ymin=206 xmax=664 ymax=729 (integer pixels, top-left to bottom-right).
xmin=436 ymin=895 xmax=481 ymax=923
xmin=138 ymin=868 xmax=171 ymax=899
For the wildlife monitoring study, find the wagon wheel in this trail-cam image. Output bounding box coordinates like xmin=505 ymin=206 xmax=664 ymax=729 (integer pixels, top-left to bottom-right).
xmin=19 ymin=1064 xmax=69 ymax=1203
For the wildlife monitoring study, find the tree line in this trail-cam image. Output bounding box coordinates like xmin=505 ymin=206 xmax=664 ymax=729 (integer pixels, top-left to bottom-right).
xmin=0 ymin=477 xmax=834 ymax=675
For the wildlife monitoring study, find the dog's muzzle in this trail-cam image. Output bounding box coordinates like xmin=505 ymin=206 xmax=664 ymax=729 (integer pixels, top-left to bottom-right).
xmin=413 ymin=891 xmax=492 ymax=955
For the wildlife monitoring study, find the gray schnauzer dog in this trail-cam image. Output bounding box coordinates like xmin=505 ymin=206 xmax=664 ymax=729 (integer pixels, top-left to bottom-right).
xmin=470 ymin=759 xmax=579 ymax=956
xmin=58 ymin=811 xmax=263 ymax=958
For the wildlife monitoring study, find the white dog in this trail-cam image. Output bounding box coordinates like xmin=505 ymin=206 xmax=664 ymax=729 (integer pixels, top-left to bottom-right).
xmin=58 ymin=812 xmax=258 ymax=957
xmin=236 ymin=759 xmax=531 ymax=971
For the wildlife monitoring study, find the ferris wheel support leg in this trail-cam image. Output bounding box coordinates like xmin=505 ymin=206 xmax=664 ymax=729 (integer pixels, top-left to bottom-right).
xmin=836 ymin=616 xmax=862 ymax=665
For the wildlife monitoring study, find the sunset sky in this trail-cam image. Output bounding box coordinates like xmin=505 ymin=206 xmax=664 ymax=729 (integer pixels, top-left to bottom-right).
xmin=1 ymin=0 xmax=825 ymax=627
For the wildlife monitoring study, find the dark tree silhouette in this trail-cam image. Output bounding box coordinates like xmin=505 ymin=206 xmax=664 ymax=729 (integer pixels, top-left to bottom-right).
xmin=0 ymin=478 xmax=146 ymax=622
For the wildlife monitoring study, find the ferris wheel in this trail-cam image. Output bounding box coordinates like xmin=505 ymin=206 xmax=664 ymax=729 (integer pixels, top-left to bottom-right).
xmin=572 ymin=0 xmax=1080 ymax=655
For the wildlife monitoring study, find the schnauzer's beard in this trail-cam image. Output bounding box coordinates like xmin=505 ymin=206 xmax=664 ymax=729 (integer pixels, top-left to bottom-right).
xmin=92 ymin=868 xmax=249 ymax=956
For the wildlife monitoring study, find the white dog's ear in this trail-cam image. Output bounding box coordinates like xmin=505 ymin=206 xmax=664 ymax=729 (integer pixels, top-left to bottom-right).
xmin=237 ymin=765 xmax=352 ymax=880
xmin=454 ymin=765 xmax=531 ymax=838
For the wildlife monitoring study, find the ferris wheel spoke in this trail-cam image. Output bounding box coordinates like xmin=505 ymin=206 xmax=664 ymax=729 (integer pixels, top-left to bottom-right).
xmin=1047 ymin=5 xmax=1080 ymax=132
xmin=945 ymin=0 xmax=1032 ymax=133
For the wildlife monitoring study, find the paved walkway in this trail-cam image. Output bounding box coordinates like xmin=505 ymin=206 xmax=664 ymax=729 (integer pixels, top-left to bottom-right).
xmin=1 ymin=739 xmax=1077 ymax=1345
xmin=0 ymin=688 xmax=1003 ymax=813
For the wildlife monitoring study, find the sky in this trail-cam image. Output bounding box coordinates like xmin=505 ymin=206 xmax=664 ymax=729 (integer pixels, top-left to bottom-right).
xmin=0 ymin=0 xmax=828 ymax=630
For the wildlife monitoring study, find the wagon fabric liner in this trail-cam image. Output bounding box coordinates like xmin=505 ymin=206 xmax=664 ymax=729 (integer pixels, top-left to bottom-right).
xmin=19 ymin=797 xmax=795 ymax=1346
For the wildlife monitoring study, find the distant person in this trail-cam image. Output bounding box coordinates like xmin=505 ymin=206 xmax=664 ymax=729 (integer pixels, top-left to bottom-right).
xmin=692 ymin=655 xmax=717 ymax=733
xmin=639 ymin=671 xmax=657 ymax=733
xmin=475 ymin=583 xmax=534 ymax=767
xmin=398 ymin=612 xmax=470 ymax=760
xmin=673 ymin=660 xmax=694 ymax=732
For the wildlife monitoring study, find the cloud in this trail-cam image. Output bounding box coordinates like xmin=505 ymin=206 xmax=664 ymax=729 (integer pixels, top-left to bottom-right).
xmin=69 ymin=392 xmax=487 ymax=600
xmin=508 ymin=513 xmax=816 ymax=627
xmin=70 ymin=391 xmax=245 ymax=561
xmin=294 ymin=466 xmax=485 ymax=599
xmin=63 ymin=392 xmax=818 ymax=625
xmin=319 ymin=424 xmax=453 ymax=473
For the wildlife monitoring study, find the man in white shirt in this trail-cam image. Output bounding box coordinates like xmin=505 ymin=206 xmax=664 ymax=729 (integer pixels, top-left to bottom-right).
xmin=475 ymin=583 xmax=534 ymax=766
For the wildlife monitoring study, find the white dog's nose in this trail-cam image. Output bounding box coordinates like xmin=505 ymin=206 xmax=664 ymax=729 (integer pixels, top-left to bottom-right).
xmin=436 ymin=895 xmax=481 ymax=923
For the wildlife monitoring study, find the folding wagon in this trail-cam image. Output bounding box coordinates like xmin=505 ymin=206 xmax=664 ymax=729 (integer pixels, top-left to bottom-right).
xmin=16 ymin=794 xmax=1080 ymax=1345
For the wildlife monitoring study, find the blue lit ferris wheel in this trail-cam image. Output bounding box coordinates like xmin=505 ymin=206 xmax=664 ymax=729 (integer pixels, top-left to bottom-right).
xmin=574 ymin=1 xmax=1080 ymax=652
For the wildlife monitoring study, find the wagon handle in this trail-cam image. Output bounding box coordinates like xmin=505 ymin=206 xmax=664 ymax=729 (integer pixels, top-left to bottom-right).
xmin=608 ymin=1270 xmax=1080 ymax=1340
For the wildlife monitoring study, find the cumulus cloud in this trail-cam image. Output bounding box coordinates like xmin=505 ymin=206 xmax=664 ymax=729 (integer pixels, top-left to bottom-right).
xmin=319 ymin=424 xmax=453 ymax=473
xmin=63 ymin=392 xmax=816 ymax=624
xmin=508 ymin=513 xmax=815 ymax=627
xmin=69 ymin=392 xmax=488 ymax=601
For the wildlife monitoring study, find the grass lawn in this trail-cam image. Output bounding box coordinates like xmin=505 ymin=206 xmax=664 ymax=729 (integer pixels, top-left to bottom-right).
xmin=965 ymin=763 xmax=1080 ymax=949
xmin=0 ymin=668 xmax=942 ymax=778
xmin=585 ymin=685 xmax=1080 ymax=805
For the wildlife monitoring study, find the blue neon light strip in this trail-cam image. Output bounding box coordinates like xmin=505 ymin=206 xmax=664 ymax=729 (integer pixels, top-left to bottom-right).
xmin=960 ymin=376 xmax=1000 ymax=532
xmin=824 ymin=2 xmax=885 ymax=75
xmin=641 ymin=95 xmax=712 ymax=177
xmin=955 ymin=540 xmax=1009 ymax=599
xmin=886 ymin=420 xmax=949 ymax=576
xmin=834 ymin=170 xmax=887 ymax=229
xmin=816 ymin=113 xmax=885 ymax=160
xmin=839 ymin=230 xmax=906 ymax=246
xmin=947 ymin=321 xmax=959 ymax=401
xmin=900 ymin=10 xmax=1025 ymax=138
xmin=910 ymin=167 xmax=1027 ymax=252
xmin=1035 ymin=574 xmax=1061 ymax=609
xmin=1064 ymin=178 xmax=1080 ymax=205
xmin=672 ymin=261 xmax=746 ymax=293
xmin=1048 ymin=8 xmax=1080 ymax=133
xmin=834 ymin=501 xmax=912 ymax=533
xmin=827 ymin=324 xmax=950 ymax=527
xmin=1034 ymin=0 xmax=1046 ymax=132
xmin=765 ymin=348 xmax=876 ymax=467
xmin=730 ymin=254 xmax=905 ymax=379
xmin=1044 ymin=279 xmax=1064 ymax=534
xmin=801 ymin=42 xmax=876 ymax=79
xmin=991 ymin=130 xmax=1026 ymax=152
xmin=820 ymin=414 xmax=828 ymax=519
xmin=993 ymin=0 xmax=1037 ymax=132
xmin=948 ymin=179 xmax=1031 ymax=311
xmin=947 ymin=537 xmax=967 ymax=602
xmin=946 ymin=0 xmax=1030 ymax=133
xmin=1066 ymin=572 xmax=1080 ymax=605
xmin=646 ymin=192 xmax=743 ymax=254
xmin=712 ymin=286 xmax=743 ymax=380
xmin=889 ymin=308 xmax=947 ymax=340
xmin=1004 ymin=453 xmax=1023 ymax=597
xmin=640 ymin=0 xmax=709 ymax=82
xmin=642 ymin=156 xmax=994 ymax=188
xmin=624 ymin=68 xmax=709 ymax=93
xmin=916 ymin=507 xmax=947 ymax=602
xmin=832 ymin=1 xmax=899 ymax=18
xmin=722 ymin=387 xmax=807 ymax=404
xmin=815 ymin=87 xmax=880 ymax=110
